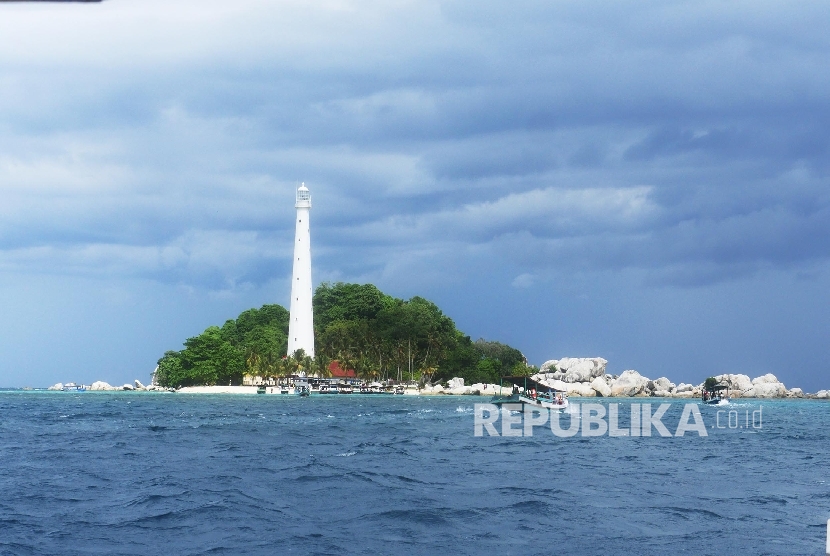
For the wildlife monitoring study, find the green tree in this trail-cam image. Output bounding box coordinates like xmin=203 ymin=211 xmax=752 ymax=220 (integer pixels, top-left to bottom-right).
xmin=314 ymin=282 xmax=391 ymax=331
xmin=155 ymin=351 xmax=184 ymax=388
xmin=156 ymin=284 xmax=529 ymax=389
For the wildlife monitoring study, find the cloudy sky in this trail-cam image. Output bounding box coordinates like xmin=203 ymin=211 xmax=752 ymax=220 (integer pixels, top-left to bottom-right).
xmin=1 ymin=0 xmax=828 ymax=391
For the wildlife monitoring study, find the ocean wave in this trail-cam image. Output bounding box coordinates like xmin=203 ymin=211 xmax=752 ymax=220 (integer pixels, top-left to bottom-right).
xmin=0 ymin=393 xmax=827 ymax=555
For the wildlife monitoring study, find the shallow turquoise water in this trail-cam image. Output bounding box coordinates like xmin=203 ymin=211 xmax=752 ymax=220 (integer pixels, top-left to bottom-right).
xmin=0 ymin=392 xmax=827 ymax=555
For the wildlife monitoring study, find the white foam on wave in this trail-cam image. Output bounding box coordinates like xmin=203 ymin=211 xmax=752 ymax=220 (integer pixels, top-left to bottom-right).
xmin=336 ymin=451 xmax=356 ymax=457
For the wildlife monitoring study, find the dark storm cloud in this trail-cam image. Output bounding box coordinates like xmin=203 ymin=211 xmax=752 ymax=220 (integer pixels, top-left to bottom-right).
xmin=1 ymin=0 xmax=829 ymax=292
xmin=2 ymin=0 xmax=830 ymax=391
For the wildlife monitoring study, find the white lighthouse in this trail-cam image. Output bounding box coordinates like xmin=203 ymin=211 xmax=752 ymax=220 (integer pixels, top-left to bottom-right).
xmin=287 ymin=182 xmax=315 ymax=358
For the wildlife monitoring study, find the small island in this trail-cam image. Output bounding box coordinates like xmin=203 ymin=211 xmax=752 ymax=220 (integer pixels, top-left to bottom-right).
xmin=153 ymin=282 xmax=532 ymax=390
xmin=45 ymin=282 xmax=828 ymax=399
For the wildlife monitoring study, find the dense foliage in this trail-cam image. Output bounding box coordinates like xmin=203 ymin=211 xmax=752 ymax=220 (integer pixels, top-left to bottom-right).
xmin=155 ymin=305 xmax=289 ymax=388
xmin=155 ymin=282 xmax=532 ymax=388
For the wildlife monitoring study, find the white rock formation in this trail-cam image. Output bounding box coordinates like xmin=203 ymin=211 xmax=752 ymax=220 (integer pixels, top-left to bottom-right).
xmin=134 ymin=380 xmax=146 ymax=389
xmin=788 ymin=388 xmax=804 ymax=398
xmin=566 ymin=382 xmax=596 ymax=397
xmin=447 ymin=386 xmax=472 ymax=395
xmin=652 ymin=377 xmax=675 ymax=392
xmin=48 ymin=383 xmax=63 ymax=391
xmin=739 ymin=374 xmax=787 ymax=398
xmin=610 ymin=370 xmax=649 ymax=397
xmin=752 ymin=373 xmax=781 ymax=385
xmin=744 ymin=382 xmax=786 ymax=398
xmin=122 ymin=383 xmax=134 ymax=391
xmin=713 ymin=374 xmax=753 ymax=393
xmin=590 ymin=377 xmax=611 ymax=397
xmin=89 ymin=381 xmax=117 ymax=391
xmin=539 ymin=357 xmax=607 ymax=383
xmin=816 ymin=390 xmax=829 ymax=399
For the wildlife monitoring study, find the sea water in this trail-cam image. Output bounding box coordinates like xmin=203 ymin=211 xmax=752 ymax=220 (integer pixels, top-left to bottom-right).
xmin=0 ymin=392 xmax=827 ymax=555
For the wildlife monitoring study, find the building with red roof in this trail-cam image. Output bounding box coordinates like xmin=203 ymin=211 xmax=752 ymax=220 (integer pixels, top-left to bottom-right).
xmin=328 ymin=361 xmax=356 ymax=379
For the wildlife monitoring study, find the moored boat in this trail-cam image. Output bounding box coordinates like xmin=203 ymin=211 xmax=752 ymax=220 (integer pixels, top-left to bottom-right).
xmin=293 ymin=379 xmax=311 ymax=396
xmin=490 ymin=376 xmax=568 ymax=411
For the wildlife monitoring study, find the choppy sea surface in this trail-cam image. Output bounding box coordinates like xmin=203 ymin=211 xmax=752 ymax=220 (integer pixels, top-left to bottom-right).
xmin=0 ymin=392 xmax=828 ymax=555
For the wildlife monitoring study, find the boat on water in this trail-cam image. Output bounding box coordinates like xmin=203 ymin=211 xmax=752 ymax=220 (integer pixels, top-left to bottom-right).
xmin=62 ymin=383 xmax=86 ymax=392
xmin=262 ymin=385 xmax=292 ymax=394
xmin=702 ymin=377 xmax=731 ymax=405
xmin=368 ymin=382 xmax=384 ymax=394
xmin=490 ymin=376 xmax=568 ymax=411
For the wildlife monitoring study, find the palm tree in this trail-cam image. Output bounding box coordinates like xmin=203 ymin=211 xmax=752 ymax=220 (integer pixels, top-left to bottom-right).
xmin=312 ymin=353 xmax=332 ymax=378
xmin=299 ymin=354 xmax=314 ymax=376
xmin=245 ymin=349 xmax=262 ymax=381
xmin=337 ymin=350 xmax=357 ymax=381
xmin=355 ymin=355 xmax=376 ymax=382
xmin=261 ymin=351 xmax=280 ymax=380
xmin=422 ymin=365 xmax=438 ymax=385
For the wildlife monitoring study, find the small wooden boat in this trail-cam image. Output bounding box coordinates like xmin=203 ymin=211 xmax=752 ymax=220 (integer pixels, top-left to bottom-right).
xmin=490 ymin=376 xmax=569 ymax=411
xmin=702 ymin=378 xmax=731 ymax=405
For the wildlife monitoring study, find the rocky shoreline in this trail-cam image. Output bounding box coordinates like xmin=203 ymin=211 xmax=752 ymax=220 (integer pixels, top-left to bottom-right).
xmin=47 ymin=380 xmax=174 ymax=392
xmin=46 ymin=357 xmax=829 ymax=399
xmin=424 ymin=357 xmax=828 ymax=399
xmin=536 ymin=358 xmax=823 ymax=399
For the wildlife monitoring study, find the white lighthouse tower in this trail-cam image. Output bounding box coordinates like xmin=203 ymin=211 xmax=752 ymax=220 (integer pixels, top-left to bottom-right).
xmin=287 ymin=182 xmax=315 ymax=358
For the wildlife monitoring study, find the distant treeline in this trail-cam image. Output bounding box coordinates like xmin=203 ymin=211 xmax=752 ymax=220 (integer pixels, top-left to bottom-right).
xmin=154 ymin=283 xmax=534 ymax=388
